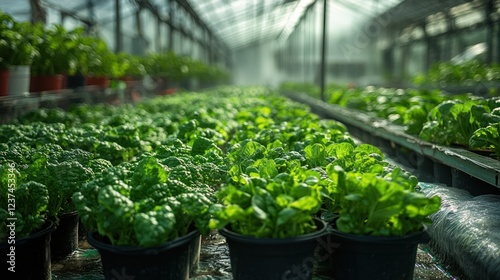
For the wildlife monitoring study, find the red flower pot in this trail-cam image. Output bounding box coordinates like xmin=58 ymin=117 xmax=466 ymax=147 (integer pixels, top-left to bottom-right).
xmin=30 ymin=74 xmax=64 ymax=92
xmin=85 ymin=76 xmax=110 ymax=88
xmin=0 ymin=69 xmax=9 ymax=97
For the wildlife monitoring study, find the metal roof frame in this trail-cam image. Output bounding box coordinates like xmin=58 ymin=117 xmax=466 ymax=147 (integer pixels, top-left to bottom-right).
xmin=5 ymin=0 xmax=480 ymax=51
xmin=375 ymin=0 xmax=477 ymax=28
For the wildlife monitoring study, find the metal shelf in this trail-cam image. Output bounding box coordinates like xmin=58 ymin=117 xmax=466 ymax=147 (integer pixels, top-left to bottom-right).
xmin=0 ymin=81 xmax=153 ymax=124
xmin=285 ymin=91 xmax=500 ymax=195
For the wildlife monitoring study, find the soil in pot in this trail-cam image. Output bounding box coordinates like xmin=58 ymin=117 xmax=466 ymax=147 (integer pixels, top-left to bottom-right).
xmin=50 ymin=212 xmax=79 ymax=261
xmin=219 ymin=218 xmax=327 ymax=280
xmin=1 ymin=220 xmax=56 ymax=280
xmin=328 ymin=226 xmax=429 ymax=280
xmin=87 ymin=229 xmax=199 ymax=280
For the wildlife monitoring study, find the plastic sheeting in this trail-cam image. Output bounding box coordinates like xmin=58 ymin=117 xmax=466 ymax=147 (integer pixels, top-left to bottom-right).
xmin=419 ymin=183 xmax=500 ymax=280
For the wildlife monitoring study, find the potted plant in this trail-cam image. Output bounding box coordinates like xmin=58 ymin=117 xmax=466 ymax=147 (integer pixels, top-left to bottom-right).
xmin=83 ymin=37 xmax=114 ymax=88
xmin=0 ymin=146 xmax=55 ymax=279
xmin=143 ymin=51 xmax=185 ymax=93
xmin=29 ymin=23 xmax=72 ymax=92
xmin=1 ymin=142 xmax=105 ymax=260
xmin=113 ymin=52 xmax=146 ymax=83
xmin=320 ymin=142 xmax=442 ymax=280
xmin=0 ymin=12 xmax=37 ymax=96
xmin=65 ymin=27 xmax=89 ymax=89
xmin=0 ymin=11 xmax=15 ymax=96
xmin=41 ymin=146 xmax=104 ymax=260
xmin=208 ymin=140 xmax=328 ymax=280
xmin=73 ymin=152 xmax=214 ymax=280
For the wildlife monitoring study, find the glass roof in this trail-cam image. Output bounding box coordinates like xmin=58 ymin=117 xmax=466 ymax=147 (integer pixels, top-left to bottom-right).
xmin=0 ymin=0 xmax=406 ymax=50
xmin=189 ymin=0 xmax=405 ymax=49
xmin=189 ymin=0 xmax=315 ymax=49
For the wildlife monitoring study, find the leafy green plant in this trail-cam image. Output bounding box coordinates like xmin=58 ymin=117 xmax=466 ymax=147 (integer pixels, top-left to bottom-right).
xmin=469 ymin=122 xmax=500 ymax=158
xmin=0 ymin=164 xmax=49 ymax=239
xmin=419 ymin=97 xmax=500 ymax=146
xmin=0 ymin=143 xmax=103 ymax=219
xmin=30 ymin=23 xmax=73 ymax=76
xmin=143 ymin=51 xmax=229 ymax=85
xmin=0 ymin=12 xmax=37 ymax=69
xmin=73 ymin=145 xmax=217 ymax=247
xmin=209 ymin=163 xmax=322 ymax=238
xmin=84 ymin=36 xmax=114 ymax=77
xmin=112 ymin=52 xmax=146 ymax=78
xmin=413 ymin=60 xmax=500 ymax=87
xmin=325 ymin=165 xmax=440 ymax=236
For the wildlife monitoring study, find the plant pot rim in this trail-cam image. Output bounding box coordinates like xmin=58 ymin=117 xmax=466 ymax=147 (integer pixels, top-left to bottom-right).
xmin=1 ymin=220 xmax=55 ymax=247
xmin=328 ymin=224 xmax=429 ymax=244
xmin=87 ymin=229 xmax=200 ymax=255
xmin=57 ymin=211 xmax=79 ymax=218
xmin=219 ymin=218 xmax=328 ymax=243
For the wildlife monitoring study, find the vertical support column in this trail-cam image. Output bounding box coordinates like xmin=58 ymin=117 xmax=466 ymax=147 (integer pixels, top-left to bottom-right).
xmin=168 ymin=0 xmax=174 ymax=51
xmin=115 ymin=0 xmax=122 ymax=52
xmin=87 ymin=0 xmax=95 ymax=33
xmin=60 ymin=11 xmax=66 ymax=25
xmin=497 ymin=19 xmax=500 ymax=63
xmin=307 ymin=7 xmax=316 ymax=83
xmin=157 ymin=16 xmax=161 ymax=52
xmin=320 ymin=0 xmax=328 ymax=102
xmin=400 ymin=44 xmax=410 ymax=83
xmin=302 ymin=19 xmax=306 ymax=83
xmin=485 ymin=0 xmax=494 ymax=64
xmin=209 ymin=36 xmax=214 ymax=64
xmin=444 ymin=12 xmax=454 ymax=61
xmin=30 ymin=0 xmax=46 ymax=24
xmin=422 ymin=22 xmax=433 ymax=71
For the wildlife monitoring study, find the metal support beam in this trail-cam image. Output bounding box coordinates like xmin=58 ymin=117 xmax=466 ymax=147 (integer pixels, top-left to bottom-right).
xmin=157 ymin=16 xmax=161 ymax=52
xmin=30 ymin=0 xmax=46 ymax=23
xmin=115 ymin=0 xmax=123 ymax=52
xmin=485 ymin=0 xmax=494 ymax=64
xmin=168 ymin=0 xmax=174 ymax=51
xmin=87 ymin=0 xmax=95 ymax=33
xmin=320 ymin=0 xmax=328 ymax=102
xmin=60 ymin=11 xmax=66 ymax=25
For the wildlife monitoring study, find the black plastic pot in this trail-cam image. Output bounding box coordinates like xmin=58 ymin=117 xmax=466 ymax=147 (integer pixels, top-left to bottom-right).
xmin=50 ymin=211 xmax=79 ymax=260
xmin=188 ymin=233 xmax=202 ymax=276
xmin=328 ymin=226 xmax=429 ymax=280
xmin=87 ymin=229 xmax=199 ymax=280
xmin=219 ymin=218 xmax=328 ymax=280
xmin=66 ymin=73 xmax=85 ymax=89
xmin=1 ymin=220 xmax=56 ymax=280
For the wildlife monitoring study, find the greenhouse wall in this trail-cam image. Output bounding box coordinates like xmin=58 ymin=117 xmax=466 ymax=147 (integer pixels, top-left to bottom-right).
xmin=231 ymin=41 xmax=282 ymax=88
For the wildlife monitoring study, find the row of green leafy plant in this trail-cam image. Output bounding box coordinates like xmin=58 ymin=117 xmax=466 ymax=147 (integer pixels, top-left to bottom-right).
xmin=412 ymin=60 xmax=500 ymax=88
xmin=280 ymin=82 xmax=500 ymax=158
xmin=0 ymin=10 xmax=228 ymax=82
xmin=1 ymin=86 xmax=440 ymax=247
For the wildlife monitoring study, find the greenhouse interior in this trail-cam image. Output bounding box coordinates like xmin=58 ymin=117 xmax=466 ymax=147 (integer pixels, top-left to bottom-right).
xmin=1 ymin=0 xmax=500 ymax=279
